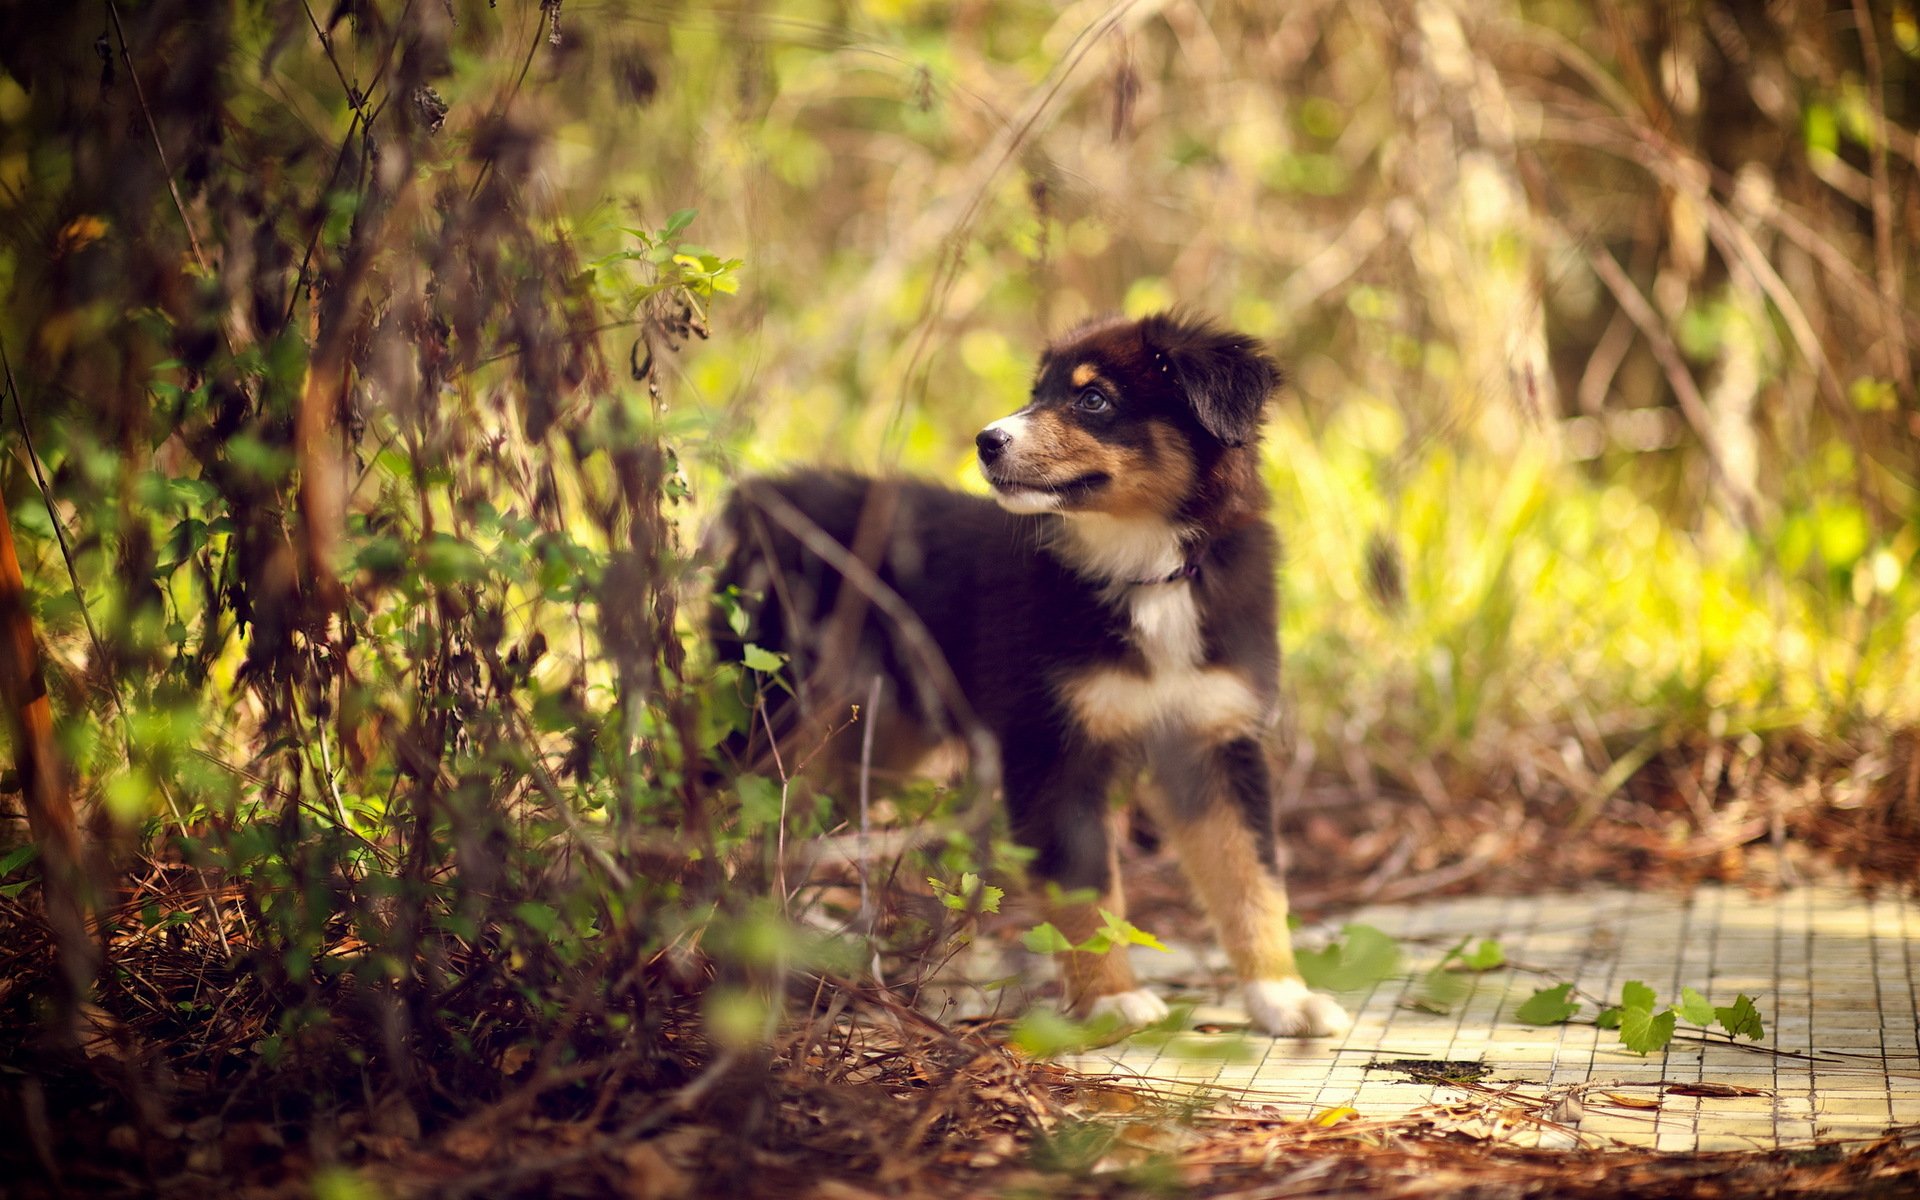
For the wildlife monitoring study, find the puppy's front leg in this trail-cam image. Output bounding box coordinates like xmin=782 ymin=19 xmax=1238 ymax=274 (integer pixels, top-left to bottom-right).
xmin=1007 ymin=743 xmax=1168 ymax=1030
xmin=1143 ymin=736 xmax=1350 ymax=1038
xmin=1048 ymin=807 xmax=1170 ymax=1030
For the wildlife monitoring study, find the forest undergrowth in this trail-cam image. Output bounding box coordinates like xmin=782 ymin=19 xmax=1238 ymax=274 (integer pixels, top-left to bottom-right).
xmin=2 ymin=1 xmax=1918 ymax=1196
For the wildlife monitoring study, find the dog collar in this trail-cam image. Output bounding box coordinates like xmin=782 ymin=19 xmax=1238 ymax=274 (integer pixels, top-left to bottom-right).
xmin=1131 ymin=557 xmax=1201 ymax=587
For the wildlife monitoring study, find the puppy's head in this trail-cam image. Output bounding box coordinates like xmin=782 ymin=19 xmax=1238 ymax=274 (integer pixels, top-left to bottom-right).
xmin=975 ymin=312 xmax=1280 ymax=517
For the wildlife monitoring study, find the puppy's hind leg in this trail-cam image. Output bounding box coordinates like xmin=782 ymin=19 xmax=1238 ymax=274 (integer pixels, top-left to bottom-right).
xmin=1141 ymin=736 xmax=1350 ymax=1039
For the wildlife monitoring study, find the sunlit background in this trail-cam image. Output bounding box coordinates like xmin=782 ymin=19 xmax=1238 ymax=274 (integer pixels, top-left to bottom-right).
xmin=3 ymin=0 xmax=1919 ymax=1191
xmin=579 ymin=0 xmax=1920 ymax=779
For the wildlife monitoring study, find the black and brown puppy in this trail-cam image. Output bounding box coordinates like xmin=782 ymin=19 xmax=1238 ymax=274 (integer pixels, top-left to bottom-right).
xmin=713 ymin=312 xmax=1349 ymax=1037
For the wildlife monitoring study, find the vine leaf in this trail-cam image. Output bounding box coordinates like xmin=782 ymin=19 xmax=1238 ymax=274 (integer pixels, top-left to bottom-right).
xmin=1460 ymin=938 xmax=1507 ymax=971
xmin=1616 ymin=980 xmax=1676 ymax=1055
xmin=1715 ymin=994 xmax=1766 ymax=1041
xmin=1619 ymin=1005 xmax=1677 ymax=1055
xmin=1673 ymin=986 xmax=1716 ymax=1026
xmin=1621 ymin=980 xmax=1658 ymax=1011
xmin=1296 ymin=924 xmax=1402 ymax=992
xmin=741 ymin=643 xmax=786 ymax=673
xmin=1020 ymin=923 xmax=1074 ymax=954
xmin=1514 ymin=983 xmax=1580 ymax=1025
xmin=1094 ymin=908 xmax=1168 ymax=953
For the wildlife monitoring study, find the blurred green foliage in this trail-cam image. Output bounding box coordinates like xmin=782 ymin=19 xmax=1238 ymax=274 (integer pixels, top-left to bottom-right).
xmin=0 ymin=0 xmax=1915 ymax=1125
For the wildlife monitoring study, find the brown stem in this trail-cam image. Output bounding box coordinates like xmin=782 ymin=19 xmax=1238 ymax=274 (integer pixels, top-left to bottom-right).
xmin=0 ymin=463 xmax=96 ymax=1028
xmin=1849 ymin=0 xmax=1914 ymax=406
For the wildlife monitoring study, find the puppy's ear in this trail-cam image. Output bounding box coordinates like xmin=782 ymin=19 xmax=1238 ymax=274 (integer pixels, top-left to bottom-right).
xmin=1142 ymin=314 xmax=1281 ymax=447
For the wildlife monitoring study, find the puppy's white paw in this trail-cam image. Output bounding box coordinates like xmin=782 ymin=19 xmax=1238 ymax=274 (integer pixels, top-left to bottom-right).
xmin=1244 ymin=978 xmax=1351 ymax=1038
xmin=1085 ymin=987 xmax=1171 ymax=1030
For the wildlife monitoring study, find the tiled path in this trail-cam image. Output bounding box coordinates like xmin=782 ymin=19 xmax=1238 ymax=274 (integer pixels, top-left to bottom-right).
xmin=1061 ymin=885 xmax=1920 ymax=1151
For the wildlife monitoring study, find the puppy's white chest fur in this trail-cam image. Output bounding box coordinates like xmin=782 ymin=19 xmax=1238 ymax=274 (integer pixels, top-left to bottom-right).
xmin=1125 ymin=583 xmax=1205 ymax=671
xmin=1053 ymin=514 xmax=1206 ymax=672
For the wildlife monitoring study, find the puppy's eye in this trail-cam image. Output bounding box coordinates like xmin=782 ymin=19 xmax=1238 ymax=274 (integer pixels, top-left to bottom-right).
xmin=1074 ymin=388 xmax=1111 ymax=414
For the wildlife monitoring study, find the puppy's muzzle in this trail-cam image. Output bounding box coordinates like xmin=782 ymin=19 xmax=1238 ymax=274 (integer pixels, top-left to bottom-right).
xmin=976 ymin=426 xmax=1012 ymax=466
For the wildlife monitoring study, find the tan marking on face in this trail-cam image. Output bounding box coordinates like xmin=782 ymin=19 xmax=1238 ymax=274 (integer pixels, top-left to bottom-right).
xmin=998 ymin=409 xmax=1122 ymax=484
xmin=1098 ymin=420 xmax=1195 ymax=518
xmin=1136 ymin=783 xmax=1300 ymax=982
xmin=997 ymin=412 xmax=1194 ymax=519
xmin=1061 ymin=666 xmax=1262 ymax=743
xmin=1070 ymin=363 xmax=1100 ymax=389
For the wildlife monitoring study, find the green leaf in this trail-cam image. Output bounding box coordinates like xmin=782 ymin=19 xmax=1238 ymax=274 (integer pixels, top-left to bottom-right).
xmin=1805 ymin=102 xmax=1839 ymax=156
xmin=734 ymin=775 xmax=782 ymax=833
xmin=1850 ymin=377 xmax=1898 ymax=412
xmin=1460 ymin=938 xmax=1507 ymax=971
xmin=970 ymin=874 xmax=1004 ymax=915
xmin=1619 ymin=1004 xmax=1677 ymax=1055
xmin=1021 ymin=922 xmax=1075 ymax=954
xmin=156 ymin=517 xmax=210 ymax=574
xmin=1514 ymin=983 xmax=1580 ymax=1025
xmin=1715 ymin=994 xmax=1766 ymax=1041
xmin=354 ymin=535 xmax=408 ymax=577
xmin=1415 ymin=965 xmax=1471 ymax=1014
xmin=1611 ymin=980 xmax=1671 ymax=1053
xmin=1295 ymin=923 xmax=1402 ymax=992
xmin=1673 ymin=986 xmax=1716 ymax=1027
xmin=705 ymin=986 xmax=770 ymax=1051
xmin=929 ymin=872 xmax=1004 ymax=914
xmin=1817 ymin=502 xmax=1869 ymax=571
xmin=663 ymin=208 xmax=697 ymax=239
xmin=1596 ymin=1006 xmax=1623 ymax=1030
xmin=513 ymin=902 xmax=560 ymax=937
xmin=225 ymin=432 xmax=294 ymax=483
xmin=1096 ymin=908 xmax=1166 ymax=952
xmin=716 ymin=588 xmax=753 ymax=637
xmin=741 ymin=643 xmax=786 ymax=673
xmin=1009 ymin=1009 xmax=1093 ymax=1058
xmin=167 ymin=476 xmax=221 ymax=509
xmin=0 ymin=843 xmax=39 ymax=879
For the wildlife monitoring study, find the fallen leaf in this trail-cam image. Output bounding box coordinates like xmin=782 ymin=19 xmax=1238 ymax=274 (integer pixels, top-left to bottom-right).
xmin=1665 ymin=1082 xmax=1770 ymax=1098
xmin=439 ymin=1126 xmax=496 ymax=1164
xmin=56 ymin=215 xmax=109 ymax=255
xmin=621 ymin=1142 xmax=689 ymax=1200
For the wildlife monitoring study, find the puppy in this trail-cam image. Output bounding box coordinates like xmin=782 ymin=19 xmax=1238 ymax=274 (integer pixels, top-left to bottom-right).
xmin=712 ymin=312 xmax=1349 ymax=1038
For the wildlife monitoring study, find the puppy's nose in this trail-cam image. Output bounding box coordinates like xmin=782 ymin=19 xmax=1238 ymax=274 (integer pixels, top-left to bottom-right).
xmin=975 ymin=427 xmax=1012 ymax=465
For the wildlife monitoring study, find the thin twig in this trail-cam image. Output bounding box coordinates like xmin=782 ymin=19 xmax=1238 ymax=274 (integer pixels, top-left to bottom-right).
xmin=476 ymin=642 xmax=632 ymax=891
xmin=105 ymin=0 xmax=210 ymax=274
xmin=1849 ymin=0 xmax=1913 ymax=406
xmin=467 ymin=3 xmax=551 ymax=203
xmin=301 ymin=0 xmax=373 ymax=124
xmin=859 ymin=671 xmax=882 ymax=986
xmin=280 ymin=0 xmax=412 ymax=333
xmin=756 ymin=692 xmax=793 ymax=909
xmin=1526 ymin=176 xmax=1759 ymax=532
xmin=884 ymin=0 xmax=1144 ymax=449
